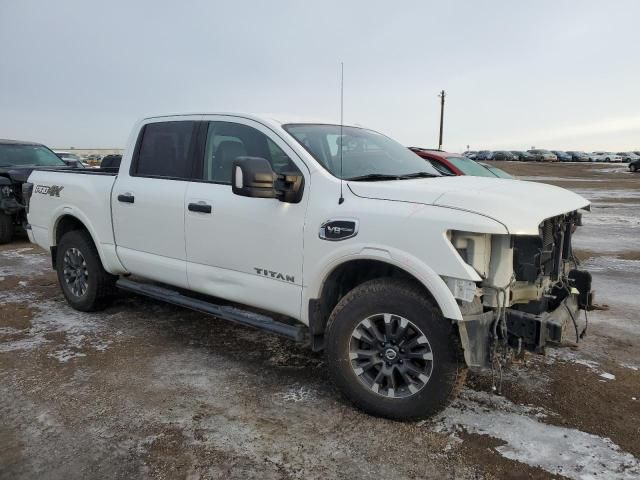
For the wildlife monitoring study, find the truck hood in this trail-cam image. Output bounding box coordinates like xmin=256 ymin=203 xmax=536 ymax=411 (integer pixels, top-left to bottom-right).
xmin=348 ymin=176 xmax=590 ymax=235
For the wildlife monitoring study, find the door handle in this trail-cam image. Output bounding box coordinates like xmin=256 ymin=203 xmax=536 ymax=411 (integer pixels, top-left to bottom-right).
xmin=118 ymin=193 xmax=135 ymax=204
xmin=188 ymin=202 xmax=212 ymax=214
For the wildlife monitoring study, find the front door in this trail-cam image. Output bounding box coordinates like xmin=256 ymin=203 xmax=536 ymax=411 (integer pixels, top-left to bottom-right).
xmin=185 ymin=117 xmax=308 ymax=319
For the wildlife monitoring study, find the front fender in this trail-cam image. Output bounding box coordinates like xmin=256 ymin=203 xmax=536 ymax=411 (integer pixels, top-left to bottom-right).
xmin=303 ymin=246 xmax=463 ymax=323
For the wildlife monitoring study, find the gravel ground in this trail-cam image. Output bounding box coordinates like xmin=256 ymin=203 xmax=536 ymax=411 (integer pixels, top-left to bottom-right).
xmin=1 ymin=162 xmax=638 ymax=479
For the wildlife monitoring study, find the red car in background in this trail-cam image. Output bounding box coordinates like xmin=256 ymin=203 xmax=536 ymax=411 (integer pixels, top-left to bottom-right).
xmin=409 ymin=148 xmax=513 ymax=179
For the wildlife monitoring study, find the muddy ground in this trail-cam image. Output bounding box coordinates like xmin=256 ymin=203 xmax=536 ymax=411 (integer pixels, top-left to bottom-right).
xmin=1 ymin=162 xmax=638 ymax=479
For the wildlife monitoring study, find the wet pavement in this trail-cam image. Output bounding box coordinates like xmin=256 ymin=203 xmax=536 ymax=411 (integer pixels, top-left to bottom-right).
xmin=1 ymin=162 xmax=639 ymax=479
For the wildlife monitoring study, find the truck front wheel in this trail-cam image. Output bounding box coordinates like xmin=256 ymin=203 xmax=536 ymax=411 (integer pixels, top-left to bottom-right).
xmin=56 ymin=230 xmax=117 ymax=311
xmin=325 ymin=278 xmax=465 ymax=420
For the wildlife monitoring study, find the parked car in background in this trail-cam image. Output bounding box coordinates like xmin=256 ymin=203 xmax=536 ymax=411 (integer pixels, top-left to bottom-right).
xmin=463 ymin=151 xmax=477 ymax=159
xmin=527 ymin=149 xmax=558 ymax=162
xmin=566 ymin=151 xmax=590 ymax=162
xmin=475 ymin=150 xmax=493 ymax=161
xmin=589 ymin=152 xmax=623 ymax=163
xmin=629 ymin=159 xmax=640 ymax=172
xmin=616 ymin=152 xmax=640 ymax=162
xmin=410 ymin=148 xmax=496 ymax=178
xmin=491 ymin=151 xmax=517 ymax=161
xmin=511 ymin=151 xmax=534 ymax=161
xmin=552 ymin=151 xmax=572 ymax=162
xmin=54 ymin=151 xmax=86 ymax=168
xmin=0 ymin=139 xmax=72 ymax=243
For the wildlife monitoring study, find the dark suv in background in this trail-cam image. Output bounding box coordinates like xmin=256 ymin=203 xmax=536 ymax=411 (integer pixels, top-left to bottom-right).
xmin=510 ymin=151 xmax=533 ymax=161
xmin=475 ymin=150 xmax=493 ymax=161
xmin=566 ymin=151 xmax=590 ymax=162
xmin=492 ymin=150 xmax=517 ymax=161
xmin=0 ymin=139 xmax=70 ymax=243
xmin=552 ymin=150 xmax=572 ymax=162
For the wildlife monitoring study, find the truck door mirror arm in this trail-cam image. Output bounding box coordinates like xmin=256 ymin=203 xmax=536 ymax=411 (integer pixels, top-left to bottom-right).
xmin=232 ymin=157 xmax=304 ymax=204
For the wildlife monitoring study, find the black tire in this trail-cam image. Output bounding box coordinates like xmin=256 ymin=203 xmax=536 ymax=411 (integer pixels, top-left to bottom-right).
xmin=631 ymin=164 xmax=638 ymax=172
xmin=56 ymin=230 xmax=117 ymax=311
xmin=325 ymin=278 xmax=465 ymax=420
xmin=0 ymin=212 xmax=12 ymax=244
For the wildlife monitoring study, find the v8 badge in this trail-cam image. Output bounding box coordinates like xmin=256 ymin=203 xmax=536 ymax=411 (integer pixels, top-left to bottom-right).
xmin=319 ymin=218 xmax=359 ymax=241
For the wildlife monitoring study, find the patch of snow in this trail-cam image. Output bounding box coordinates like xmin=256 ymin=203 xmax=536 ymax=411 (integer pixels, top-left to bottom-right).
xmin=620 ymin=363 xmax=639 ymax=371
xmin=573 ymin=189 xmax=640 ymax=201
xmin=434 ymin=389 xmax=640 ymax=480
xmin=0 ymin=248 xmax=50 ymax=277
xmin=48 ymin=349 xmax=87 ymax=363
xmin=583 ymin=256 xmax=640 ymax=274
xmin=0 ymin=287 xmax=122 ymax=356
xmin=520 ymin=176 xmax=603 ymax=182
xmin=600 ymin=372 xmax=616 ymax=380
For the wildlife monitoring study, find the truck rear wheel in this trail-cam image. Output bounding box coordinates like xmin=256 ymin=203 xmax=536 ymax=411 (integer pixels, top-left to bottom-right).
xmin=56 ymin=230 xmax=117 ymax=311
xmin=325 ymin=278 xmax=465 ymax=420
xmin=0 ymin=212 xmax=13 ymax=244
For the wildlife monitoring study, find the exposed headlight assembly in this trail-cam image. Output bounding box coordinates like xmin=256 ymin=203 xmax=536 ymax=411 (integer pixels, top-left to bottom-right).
xmin=448 ymin=230 xmax=492 ymax=278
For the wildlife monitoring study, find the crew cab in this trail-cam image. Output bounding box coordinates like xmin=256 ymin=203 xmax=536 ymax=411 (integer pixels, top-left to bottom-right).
xmin=25 ymin=114 xmax=593 ymax=420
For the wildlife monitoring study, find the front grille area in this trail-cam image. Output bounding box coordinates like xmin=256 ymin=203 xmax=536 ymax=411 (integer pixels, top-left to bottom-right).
xmin=513 ymin=212 xmax=579 ymax=283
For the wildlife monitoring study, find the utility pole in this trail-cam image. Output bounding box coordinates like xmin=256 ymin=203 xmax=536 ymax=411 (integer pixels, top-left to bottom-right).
xmin=438 ymin=90 xmax=446 ymax=150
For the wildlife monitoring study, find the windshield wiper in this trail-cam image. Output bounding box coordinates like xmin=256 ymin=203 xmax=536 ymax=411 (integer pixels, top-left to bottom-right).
xmin=346 ymin=173 xmax=404 ymax=181
xmin=397 ymin=171 xmax=439 ymax=179
xmin=347 ymin=172 xmax=440 ymax=181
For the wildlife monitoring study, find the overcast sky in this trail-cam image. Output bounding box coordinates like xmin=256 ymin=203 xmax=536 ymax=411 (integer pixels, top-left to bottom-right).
xmin=1 ymin=0 xmax=639 ymax=151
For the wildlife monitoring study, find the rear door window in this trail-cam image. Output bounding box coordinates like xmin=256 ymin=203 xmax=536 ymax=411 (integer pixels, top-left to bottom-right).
xmin=133 ymin=121 xmax=197 ymax=179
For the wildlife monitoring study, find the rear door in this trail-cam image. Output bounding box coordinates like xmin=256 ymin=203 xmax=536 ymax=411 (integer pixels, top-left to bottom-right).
xmin=112 ymin=120 xmax=198 ymax=288
xmin=184 ymin=117 xmax=309 ymax=319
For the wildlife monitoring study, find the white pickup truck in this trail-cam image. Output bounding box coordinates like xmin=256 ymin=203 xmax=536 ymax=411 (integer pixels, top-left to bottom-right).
xmin=24 ymin=114 xmax=593 ymax=419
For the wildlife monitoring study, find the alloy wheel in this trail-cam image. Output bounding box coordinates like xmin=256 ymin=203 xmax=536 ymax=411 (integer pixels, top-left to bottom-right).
xmin=63 ymin=247 xmax=89 ymax=297
xmin=349 ymin=313 xmax=434 ymax=398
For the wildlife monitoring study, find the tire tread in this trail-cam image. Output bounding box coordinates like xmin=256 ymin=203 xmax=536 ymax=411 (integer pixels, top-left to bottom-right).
xmin=325 ymin=278 xmax=466 ymax=420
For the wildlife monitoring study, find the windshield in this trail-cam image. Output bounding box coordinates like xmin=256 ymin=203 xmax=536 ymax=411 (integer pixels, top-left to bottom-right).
xmin=446 ymin=156 xmax=496 ymax=177
xmin=283 ymin=124 xmax=440 ymax=180
xmin=0 ymin=144 xmax=66 ymax=167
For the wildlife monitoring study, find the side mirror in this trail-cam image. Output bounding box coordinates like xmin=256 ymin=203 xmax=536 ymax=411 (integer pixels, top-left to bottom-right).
xmin=232 ymin=157 xmax=304 ymax=204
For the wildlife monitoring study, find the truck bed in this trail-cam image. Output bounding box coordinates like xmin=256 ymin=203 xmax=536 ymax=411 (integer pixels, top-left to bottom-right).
xmin=27 ymin=168 xmax=118 ymax=251
xmin=37 ymin=167 xmax=119 ymax=176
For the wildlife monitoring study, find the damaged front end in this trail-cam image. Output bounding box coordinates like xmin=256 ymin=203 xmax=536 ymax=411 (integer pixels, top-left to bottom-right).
xmin=452 ymin=210 xmax=594 ymax=370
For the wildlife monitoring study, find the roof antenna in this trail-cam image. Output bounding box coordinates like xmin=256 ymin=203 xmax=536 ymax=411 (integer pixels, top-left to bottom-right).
xmin=338 ymin=62 xmax=345 ymax=205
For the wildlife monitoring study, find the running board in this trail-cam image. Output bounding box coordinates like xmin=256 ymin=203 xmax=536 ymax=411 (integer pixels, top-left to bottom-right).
xmin=116 ymin=278 xmax=307 ymax=342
